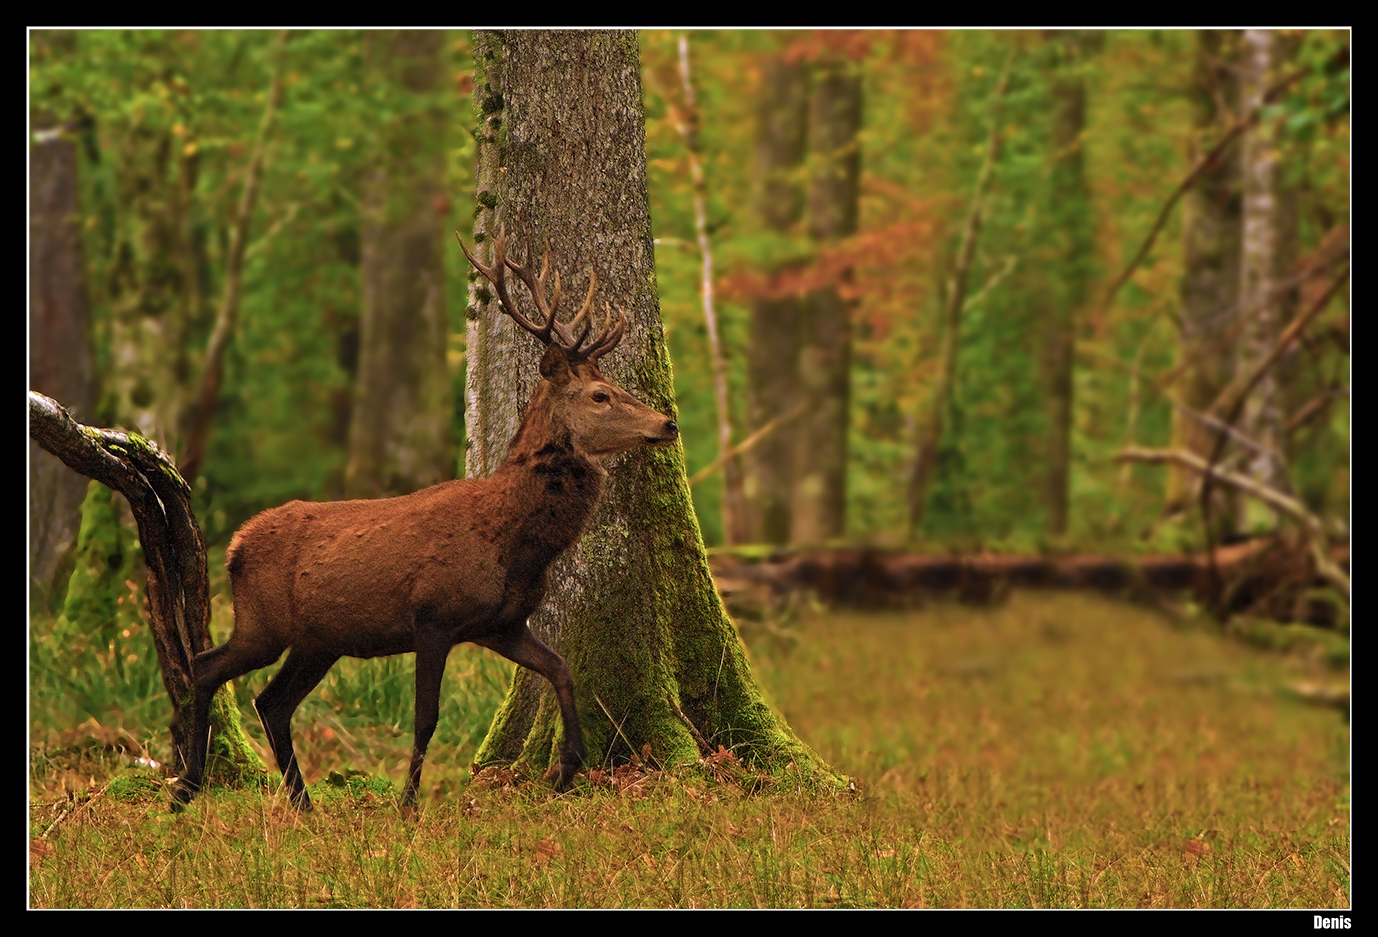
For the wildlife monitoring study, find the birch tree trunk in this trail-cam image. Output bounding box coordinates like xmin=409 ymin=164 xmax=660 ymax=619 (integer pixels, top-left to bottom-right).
xmin=1234 ymin=28 xmax=1297 ymax=532
xmin=464 ymin=30 xmax=834 ymax=786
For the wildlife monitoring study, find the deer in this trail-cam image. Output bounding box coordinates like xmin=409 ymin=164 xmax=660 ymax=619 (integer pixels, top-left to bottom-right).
xmin=173 ymin=229 xmax=679 ymax=811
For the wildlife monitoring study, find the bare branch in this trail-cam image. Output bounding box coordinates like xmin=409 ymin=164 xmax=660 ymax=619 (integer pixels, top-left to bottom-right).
xmin=688 ymin=403 xmax=806 ymax=488
xmin=1099 ymin=58 xmax=1320 ymax=317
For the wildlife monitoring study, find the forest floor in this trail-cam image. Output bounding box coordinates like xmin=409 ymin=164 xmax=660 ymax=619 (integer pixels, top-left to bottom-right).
xmin=29 ymin=592 xmax=1349 ymax=908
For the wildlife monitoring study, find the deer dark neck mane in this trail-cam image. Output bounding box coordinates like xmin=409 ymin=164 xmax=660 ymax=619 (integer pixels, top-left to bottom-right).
xmin=484 ymin=377 xmax=605 ymax=580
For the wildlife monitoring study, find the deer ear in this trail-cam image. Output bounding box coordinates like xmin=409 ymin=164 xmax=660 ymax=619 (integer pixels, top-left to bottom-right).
xmin=539 ymin=344 xmax=572 ymax=385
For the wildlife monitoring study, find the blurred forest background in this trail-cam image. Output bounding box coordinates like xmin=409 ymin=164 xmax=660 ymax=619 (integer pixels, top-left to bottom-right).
xmin=29 ymin=29 xmax=1349 ymax=614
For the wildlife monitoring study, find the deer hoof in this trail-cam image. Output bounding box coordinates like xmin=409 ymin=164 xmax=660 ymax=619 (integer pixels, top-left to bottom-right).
xmin=170 ymin=780 xmax=197 ymax=810
xmin=550 ymin=761 xmax=580 ymax=792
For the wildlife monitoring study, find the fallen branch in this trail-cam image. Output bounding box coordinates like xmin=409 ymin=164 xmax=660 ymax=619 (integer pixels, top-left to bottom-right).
xmin=1116 ymin=445 xmax=1348 ymax=605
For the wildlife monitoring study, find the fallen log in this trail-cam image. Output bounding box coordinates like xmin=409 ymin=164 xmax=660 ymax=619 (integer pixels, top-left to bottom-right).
xmin=710 ymin=538 xmax=1349 ymax=627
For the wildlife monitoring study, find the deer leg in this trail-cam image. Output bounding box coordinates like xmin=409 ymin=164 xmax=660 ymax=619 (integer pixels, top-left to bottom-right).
xmin=174 ymin=638 xmax=285 ymax=807
xmin=478 ymin=623 xmax=585 ymax=791
xmin=403 ymin=633 xmax=453 ymax=807
xmin=252 ymin=648 xmax=338 ymax=810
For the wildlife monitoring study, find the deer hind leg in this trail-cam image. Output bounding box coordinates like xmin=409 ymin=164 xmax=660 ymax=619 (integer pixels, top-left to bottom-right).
xmin=477 ymin=623 xmax=585 ymax=791
xmin=174 ymin=637 xmax=285 ymax=807
xmin=403 ymin=632 xmax=454 ymax=808
xmin=252 ymin=648 xmax=338 ymax=810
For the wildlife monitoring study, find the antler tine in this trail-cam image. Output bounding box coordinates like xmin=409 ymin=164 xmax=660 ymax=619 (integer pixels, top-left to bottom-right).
xmin=504 ymin=238 xmax=580 ymax=348
xmin=456 ymin=228 xmax=557 ymax=345
xmin=582 ymin=302 xmax=628 ymax=362
xmin=457 ymin=228 xmax=627 ymax=360
xmin=563 ymin=266 xmax=599 ymax=355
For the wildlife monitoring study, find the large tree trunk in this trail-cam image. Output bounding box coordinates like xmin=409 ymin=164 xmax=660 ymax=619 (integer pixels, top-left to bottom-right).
xmin=29 ymin=103 xmax=98 ymax=608
xmin=744 ymin=54 xmax=810 ymax=546
xmin=793 ymin=59 xmax=861 ymax=546
xmin=1166 ymin=29 xmax=1243 ymax=526
xmin=345 ymin=29 xmax=452 ymax=498
xmin=464 ymin=30 xmax=834 ymax=786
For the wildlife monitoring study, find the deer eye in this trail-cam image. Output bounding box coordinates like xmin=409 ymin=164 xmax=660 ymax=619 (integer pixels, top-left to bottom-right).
xmin=592 ymin=392 xmax=610 ymax=404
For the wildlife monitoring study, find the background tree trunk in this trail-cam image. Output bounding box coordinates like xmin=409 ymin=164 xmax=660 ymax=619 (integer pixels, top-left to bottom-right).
xmin=345 ymin=29 xmax=452 ymax=498
xmin=1166 ymin=29 xmax=1243 ymax=526
xmin=907 ymin=56 xmax=1010 ymax=538
xmin=744 ymin=55 xmax=810 ymax=546
xmin=1036 ymin=30 xmax=1095 ymax=538
xmin=793 ymin=59 xmax=861 ymax=546
xmin=29 ymin=106 xmax=98 ymax=609
xmin=465 ymin=30 xmax=833 ymax=785
xmin=676 ymin=34 xmax=750 ymax=548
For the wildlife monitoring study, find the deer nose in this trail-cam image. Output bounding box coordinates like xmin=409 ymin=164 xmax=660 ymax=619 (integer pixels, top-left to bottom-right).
xmin=665 ymin=420 xmax=678 ymax=436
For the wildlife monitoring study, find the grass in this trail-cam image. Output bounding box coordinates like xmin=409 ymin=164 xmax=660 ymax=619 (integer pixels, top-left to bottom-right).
xmin=29 ymin=591 xmax=1349 ymax=908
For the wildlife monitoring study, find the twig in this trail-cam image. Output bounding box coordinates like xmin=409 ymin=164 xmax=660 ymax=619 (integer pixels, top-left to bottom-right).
xmin=666 ymin=693 xmax=713 ymax=756
xmin=40 ymin=779 xmax=114 ymax=840
xmin=687 ymin=403 xmax=806 ymax=488
xmin=594 ymin=694 xmax=659 ymax=770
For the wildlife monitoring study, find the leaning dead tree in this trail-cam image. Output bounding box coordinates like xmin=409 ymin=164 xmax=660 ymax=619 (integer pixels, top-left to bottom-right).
xmin=28 ymin=390 xmax=263 ymax=786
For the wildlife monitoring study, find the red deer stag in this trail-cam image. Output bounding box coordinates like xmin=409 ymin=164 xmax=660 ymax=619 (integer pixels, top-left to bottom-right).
xmin=174 ymin=229 xmax=678 ymax=810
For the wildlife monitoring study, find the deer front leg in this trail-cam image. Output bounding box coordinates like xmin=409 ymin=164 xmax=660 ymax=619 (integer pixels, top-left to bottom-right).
xmin=479 ymin=623 xmax=585 ymax=791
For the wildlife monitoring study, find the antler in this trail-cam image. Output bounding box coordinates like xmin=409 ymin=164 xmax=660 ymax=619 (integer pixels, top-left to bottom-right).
xmin=456 ymin=228 xmax=627 ymax=362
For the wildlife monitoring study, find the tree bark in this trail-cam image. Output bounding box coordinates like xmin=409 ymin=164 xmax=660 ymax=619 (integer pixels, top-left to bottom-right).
xmin=794 ymin=59 xmax=861 ymax=546
xmin=345 ymin=29 xmax=452 ymax=499
xmin=464 ymin=30 xmax=835 ymax=786
xmin=744 ymin=54 xmax=810 ymax=545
